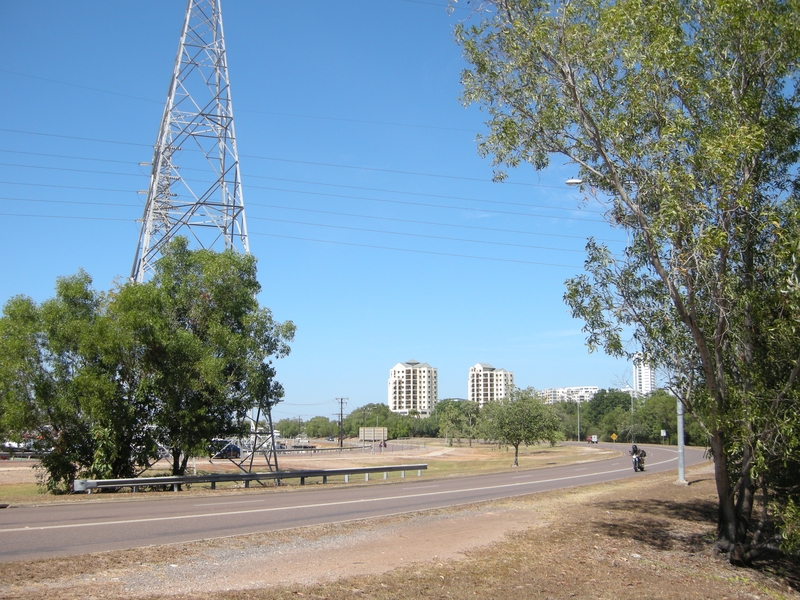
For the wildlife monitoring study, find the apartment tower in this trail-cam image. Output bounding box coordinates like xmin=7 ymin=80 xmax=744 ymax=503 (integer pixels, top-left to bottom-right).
xmin=388 ymin=360 xmax=438 ymax=416
xmin=467 ymin=363 xmax=514 ymax=407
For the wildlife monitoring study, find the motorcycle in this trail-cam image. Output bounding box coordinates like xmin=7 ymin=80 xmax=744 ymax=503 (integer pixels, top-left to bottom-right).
xmin=631 ymin=451 xmax=646 ymax=472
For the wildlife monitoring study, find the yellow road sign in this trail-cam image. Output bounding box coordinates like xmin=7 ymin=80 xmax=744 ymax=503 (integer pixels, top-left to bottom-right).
xmin=611 ymin=433 xmax=618 ymax=441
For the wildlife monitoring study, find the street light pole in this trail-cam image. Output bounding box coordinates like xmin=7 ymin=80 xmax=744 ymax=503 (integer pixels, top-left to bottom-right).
xmin=677 ymin=396 xmax=687 ymax=483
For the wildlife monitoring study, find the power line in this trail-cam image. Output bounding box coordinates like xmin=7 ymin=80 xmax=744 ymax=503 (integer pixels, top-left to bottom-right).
xmin=248 ymin=184 xmax=606 ymax=223
xmin=241 ymin=154 xmax=562 ymax=189
xmin=0 ymin=155 xmax=603 ymax=214
xmin=0 ymin=148 xmax=142 ymax=167
xmin=0 ymin=196 xmax=139 ymax=209
xmin=0 ymin=212 xmax=585 ymax=267
xmin=0 ymin=69 xmax=162 ymax=105
xmin=0 ymin=68 xmax=475 ymax=133
xmin=0 ymin=128 xmax=150 ymax=148
xmin=247 ymin=174 xmax=603 ymax=214
xmin=0 ymin=181 xmax=141 ymax=195
xmin=250 ymin=202 xmax=622 ymax=242
xmin=0 ymin=174 xmax=605 ymax=223
xmin=0 ymin=128 xmax=564 ymax=189
xmin=0 ymin=162 xmax=145 ymax=178
xmin=250 ymin=231 xmax=583 ymax=268
xmin=248 ymin=216 xmax=585 ymax=253
xmin=0 ymin=212 xmax=133 ymax=223
xmin=0 ymin=195 xmax=623 ymax=243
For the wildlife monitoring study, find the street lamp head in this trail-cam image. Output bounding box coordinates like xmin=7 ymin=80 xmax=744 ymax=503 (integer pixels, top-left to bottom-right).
xmin=565 ymin=178 xmax=583 ymax=186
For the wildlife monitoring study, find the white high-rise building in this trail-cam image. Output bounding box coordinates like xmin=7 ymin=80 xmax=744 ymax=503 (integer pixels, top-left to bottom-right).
xmin=632 ymin=355 xmax=655 ymax=396
xmin=388 ymin=360 xmax=438 ymax=416
xmin=539 ymin=386 xmax=598 ymax=404
xmin=467 ymin=363 xmax=514 ymax=407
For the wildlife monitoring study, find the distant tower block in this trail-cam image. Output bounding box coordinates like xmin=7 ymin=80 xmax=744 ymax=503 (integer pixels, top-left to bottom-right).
xmin=131 ymin=0 xmax=248 ymax=282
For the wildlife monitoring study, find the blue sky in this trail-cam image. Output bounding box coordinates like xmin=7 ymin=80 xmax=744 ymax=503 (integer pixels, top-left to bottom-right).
xmin=0 ymin=0 xmax=634 ymax=423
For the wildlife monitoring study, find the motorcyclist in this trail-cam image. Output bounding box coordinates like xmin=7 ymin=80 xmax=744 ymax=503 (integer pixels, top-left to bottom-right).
xmin=629 ymin=444 xmax=645 ymax=470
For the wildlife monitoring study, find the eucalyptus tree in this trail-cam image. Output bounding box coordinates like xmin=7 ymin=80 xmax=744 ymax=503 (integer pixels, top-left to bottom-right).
xmin=457 ymin=0 xmax=800 ymax=560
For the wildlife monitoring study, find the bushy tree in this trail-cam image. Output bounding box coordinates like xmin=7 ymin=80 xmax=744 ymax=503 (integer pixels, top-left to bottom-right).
xmin=0 ymin=272 xmax=155 ymax=491
xmin=342 ymin=403 xmax=394 ymax=438
xmin=586 ymin=390 xmax=632 ymax=429
xmin=274 ymin=418 xmax=303 ymax=439
xmin=0 ymin=239 xmax=294 ymax=487
xmin=117 ymin=238 xmax=294 ymax=476
xmin=481 ymin=387 xmax=562 ymax=466
xmin=305 ymin=416 xmax=336 ymax=439
xmin=457 ymin=0 xmax=800 ymax=561
xmin=432 ymin=399 xmax=466 ymax=445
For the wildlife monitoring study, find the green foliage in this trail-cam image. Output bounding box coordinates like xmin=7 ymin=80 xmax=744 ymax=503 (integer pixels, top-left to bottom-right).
xmin=0 ymin=239 xmax=294 ymax=488
xmin=305 ymin=416 xmax=337 ymax=439
xmin=274 ymin=418 xmax=303 ymax=439
xmin=432 ymin=399 xmax=467 ymax=445
xmin=457 ymin=0 xmax=800 ymax=559
xmin=481 ymin=387 xmax=562 ymax=465
xmin=586 ymin=390 xmax=632 ymax=429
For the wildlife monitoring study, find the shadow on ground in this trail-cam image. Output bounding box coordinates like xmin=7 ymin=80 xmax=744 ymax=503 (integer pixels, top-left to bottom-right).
xmin=592 ymin=495 xmax=800 ymax=592
xmin=599 ymin=497 xmax=719 ymax=523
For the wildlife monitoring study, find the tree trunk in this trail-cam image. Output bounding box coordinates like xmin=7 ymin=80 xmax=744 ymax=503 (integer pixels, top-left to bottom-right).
xmin=171 ymin=448 xmax=184 ymax=476
xmin=710 ymin=431 xmax=742 ymax=558
xmin=512 ymin=443 xmax=519 ymax=467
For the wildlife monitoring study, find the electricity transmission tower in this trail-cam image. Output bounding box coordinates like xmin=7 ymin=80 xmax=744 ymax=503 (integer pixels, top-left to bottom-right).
xmin=131 ymin=0 xmax=248 ymax=283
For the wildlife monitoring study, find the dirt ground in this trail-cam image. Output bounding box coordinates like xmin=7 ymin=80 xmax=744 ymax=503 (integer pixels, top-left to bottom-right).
xmin=1 ymin=445 xmax=799 ymax=599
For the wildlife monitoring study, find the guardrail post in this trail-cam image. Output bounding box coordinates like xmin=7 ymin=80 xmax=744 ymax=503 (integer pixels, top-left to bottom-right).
xmin=173 ymin=483 xmax=178 ymax=492
xmin=245 ymin=480 xmax=250 ymax=488
xmin=300 ymin=476 xmax=305 ymax=485
xmin=211 ymin=481 xmax=216 ymax=490
xmin=323 ymin=475 xmax=328 ymax=484
xmin=132 ymin=485 xmax=138 ymax=493
xmin=383 ymin=472 xmax=387 ymax=480
xmin=401 ymin=471 xmax=405 ymax=478
xmin=417 ymin=470 xmax=421 ymax=477
xmin=365 ymin=473 xmax=370 ymax=482
xmin=345 ymin=474 xmax=350 ymax=483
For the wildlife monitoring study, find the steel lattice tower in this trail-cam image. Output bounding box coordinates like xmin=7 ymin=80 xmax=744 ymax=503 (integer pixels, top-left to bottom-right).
xmin=131 ymin=0 xmax=248 ymax=282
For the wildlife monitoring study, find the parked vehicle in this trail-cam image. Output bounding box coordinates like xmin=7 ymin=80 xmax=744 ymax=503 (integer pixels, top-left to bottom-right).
xmin=586 ymin=435 xmax=598 ymax=444
xmin=209 ymin=439 xmax=241 ymax=459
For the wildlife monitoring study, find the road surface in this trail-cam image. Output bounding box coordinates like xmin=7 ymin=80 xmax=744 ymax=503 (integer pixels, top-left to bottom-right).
xmin=0 ymin=443 xmax=706 ymax=562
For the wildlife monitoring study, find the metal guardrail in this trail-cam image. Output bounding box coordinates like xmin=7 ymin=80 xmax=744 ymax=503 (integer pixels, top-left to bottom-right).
xmin=0 ymin=451 xmax=43 ymax=460
xmin=73 ymin=464 xmax=428 ymax=493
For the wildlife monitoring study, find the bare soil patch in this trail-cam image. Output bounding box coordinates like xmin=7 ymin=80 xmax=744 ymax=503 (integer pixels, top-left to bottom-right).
xmin=1 ymin=445 xmax=798 ymax=599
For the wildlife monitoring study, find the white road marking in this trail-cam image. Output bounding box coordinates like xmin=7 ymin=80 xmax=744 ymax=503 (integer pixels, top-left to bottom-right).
xmin=194 ymin=499 xmax=268 ymax=507
xmin=0 ymin=453 xmax=681 ymax=534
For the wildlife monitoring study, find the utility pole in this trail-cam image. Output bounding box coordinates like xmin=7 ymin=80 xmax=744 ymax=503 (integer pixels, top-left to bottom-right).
xmin=132 ymin=0 xmax=248 ymax=282
xmin=335 ymin=398 xmax=347 ymax=448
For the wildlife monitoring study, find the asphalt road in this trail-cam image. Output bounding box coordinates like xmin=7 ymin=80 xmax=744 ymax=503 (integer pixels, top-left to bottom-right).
xmin=0 ymin=443 xmax=707 ymax=562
